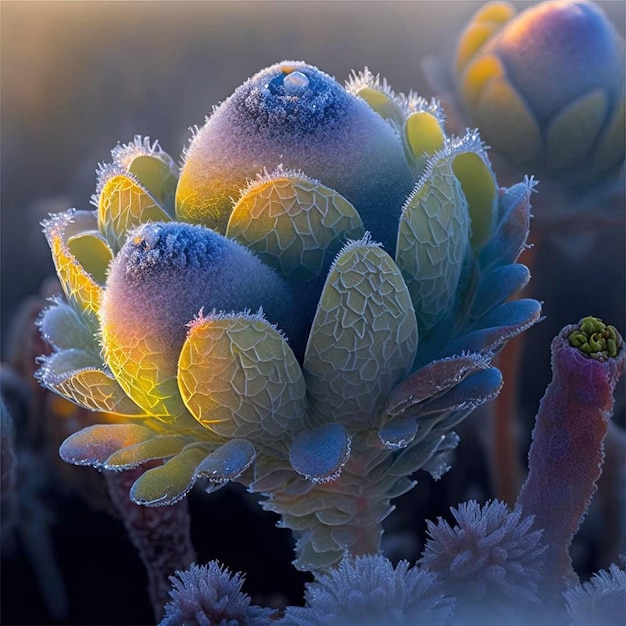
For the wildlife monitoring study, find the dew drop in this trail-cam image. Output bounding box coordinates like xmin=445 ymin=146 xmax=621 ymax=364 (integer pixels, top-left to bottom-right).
xmin=283 ymin=71 xmax=309 ymax=96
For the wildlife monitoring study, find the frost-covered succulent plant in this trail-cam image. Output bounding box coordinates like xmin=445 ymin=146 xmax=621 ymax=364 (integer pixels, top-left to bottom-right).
xmin=564 ymin=563 xmax=626 ymax=626
xmin=452 ymin=0 xmax=624 ymax=200
xmin=281 ymin=554 xmax=454 ymax=626
xmin=37 ymin=60 xmax=540 ymax=573
xmin=419 ymin=500 xmax=547 ymax=623
xmin=161 ymin=561 xmax=274 ymax=626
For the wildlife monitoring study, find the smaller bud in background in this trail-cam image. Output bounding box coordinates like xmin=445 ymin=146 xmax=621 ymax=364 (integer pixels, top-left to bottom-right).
xmin=455 ymin=0 xmax=624 ymax=191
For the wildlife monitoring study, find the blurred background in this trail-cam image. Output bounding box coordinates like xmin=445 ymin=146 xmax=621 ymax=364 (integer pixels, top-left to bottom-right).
xmin=1 ymin=1 xmax=624 ymax=624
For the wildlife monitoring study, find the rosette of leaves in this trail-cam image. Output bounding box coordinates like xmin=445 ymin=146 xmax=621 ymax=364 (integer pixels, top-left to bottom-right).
xmin=37 ymin=61 xmax=541 ymax=573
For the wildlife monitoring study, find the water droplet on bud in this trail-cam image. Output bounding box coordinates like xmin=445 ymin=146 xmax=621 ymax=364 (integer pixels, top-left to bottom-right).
xmin=283 ymin=71 xmax=309 ymax=96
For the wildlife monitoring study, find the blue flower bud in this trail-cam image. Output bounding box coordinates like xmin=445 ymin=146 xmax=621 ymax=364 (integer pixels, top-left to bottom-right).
xmin=176 ymin=61 xmax=414 ymax=253
xmin=100 ymin=222 xmax=298 ymax=417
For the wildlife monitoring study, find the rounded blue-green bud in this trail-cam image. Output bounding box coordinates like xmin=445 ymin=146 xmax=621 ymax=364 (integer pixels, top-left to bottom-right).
xmin=456 ymin=0 xmax=624 ymax=187
xmin=99 ymin=222 xmax=298 ymax=418
xmin=176 ymin=60 xmax=414 ymax=254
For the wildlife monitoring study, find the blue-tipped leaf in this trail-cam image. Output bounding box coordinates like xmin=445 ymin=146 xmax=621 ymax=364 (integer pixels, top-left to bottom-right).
xmin=480 ymin=178 xmax=534 ymax=268
xmin=417 ymin=366 xmax=503 ymax=414
xmin=378 ymin=417 xmax=419 ymax=450
xmin=289 ymin=423 xmax=350 ymax=482
xmin=444 ymin=298 xmax=542 ymax=356
xmin=195 ymin=439 xmax=256 ymax=485
xmin=470 ymin=263 xmax=531 ymax=318
xmin=386 ymin=353 xmax=490 ymax=418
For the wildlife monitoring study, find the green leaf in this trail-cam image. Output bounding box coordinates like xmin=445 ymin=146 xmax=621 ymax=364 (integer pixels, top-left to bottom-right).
xmin=303 ymin=238 xmax=418 ymax=429
xmin=227 ymin=172 xmax=364 ymax=283
xmin=178 ymin=312 xmax=306 ymax=441
xmin=396 ymin=143 xmax=471 ymax=331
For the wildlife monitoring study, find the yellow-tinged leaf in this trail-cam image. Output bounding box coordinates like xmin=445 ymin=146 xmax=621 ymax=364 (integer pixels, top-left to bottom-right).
xmin=53 ymin=368 xmax=147 ymax=416
xmin=129 ymin=445 xmax=211 ymax=506
xmin=37 ymin=348 xmax=146 ymax=416
xmin=354 ymin=86 xmax=404 ymax=126
xmin=404 ymin=112 xmax=445 ymax=171
xmin=472 ymin=1 xmax=516 ymax=26
xmin=227 ymin=174 xmax=364 ymax=283
xmin=104 ymin=435 xmax=186 ymax=469
xmin=100 ymin=323 xmax=189 ymax=420
xmin=129 ymin=438 xmax=256 ymax=505
xmin=108 ymin=136 xmax=178 ymax=210
xmin=452 ymin=152 xmax=497 ymax=250
xmin=461 ymin=53 xmax=506 ymax=107
xmin=43 ymin=210 xmax=103 ymax=322
xmin=98 ymin=172 xmax=171 ymax=252
xmin=455 ymin=21 xmax=501 ymax=75
xmin=178 ymin=313 xmax=306 ymax=440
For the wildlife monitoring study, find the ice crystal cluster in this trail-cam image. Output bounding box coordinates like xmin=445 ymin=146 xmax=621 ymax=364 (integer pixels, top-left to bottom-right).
xmin=281 ymin=555 xmax=454 ymax=626
xmin=564 ymin=563 xmax=626 ymax=626
xmin=37 ymin=60 xmax=540 ymax=572
xmin=162 ymin=501 xmax=549 ymax=626
xmin=161 ymin=562 xmax=272 ymax=626
xmin=419 ymin=500 xmax=546 ymax=624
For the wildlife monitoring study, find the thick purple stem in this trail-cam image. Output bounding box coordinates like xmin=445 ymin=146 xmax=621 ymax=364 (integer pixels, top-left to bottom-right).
xmin=517 ymin=318 xmax=625 ymax=595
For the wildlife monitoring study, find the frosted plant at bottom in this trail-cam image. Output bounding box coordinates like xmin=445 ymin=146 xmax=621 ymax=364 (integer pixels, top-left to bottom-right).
xmin=281 ymin=554 xmax=454 ymax=626
xmin=36 ymin=60 xmax=541 ymax=573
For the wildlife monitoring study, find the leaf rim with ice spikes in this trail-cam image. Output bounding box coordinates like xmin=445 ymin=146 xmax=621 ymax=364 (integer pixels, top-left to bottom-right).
xmin=395 ymin=138 xmax=472 ymax=332
xmin=42 ymin=209 xmax=104 ymax=323
xmin=226 ymin=170 xmax=365 ymax=284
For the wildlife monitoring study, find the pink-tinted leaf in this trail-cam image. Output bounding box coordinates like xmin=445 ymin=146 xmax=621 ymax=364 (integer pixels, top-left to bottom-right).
xmin=386 ymin=353 xmax=490 ymax=417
